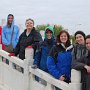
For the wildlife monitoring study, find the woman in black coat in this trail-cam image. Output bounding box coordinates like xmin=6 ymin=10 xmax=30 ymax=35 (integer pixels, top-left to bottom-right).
xmin=72 ymin=31 xmax=87 ymax=63
xmin=72 ymin=35 xmax=90 ymax=90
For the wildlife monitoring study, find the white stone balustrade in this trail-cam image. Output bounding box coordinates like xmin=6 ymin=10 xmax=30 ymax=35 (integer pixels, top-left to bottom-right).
xmin=0 ymin=45 xmax=81 ymax=90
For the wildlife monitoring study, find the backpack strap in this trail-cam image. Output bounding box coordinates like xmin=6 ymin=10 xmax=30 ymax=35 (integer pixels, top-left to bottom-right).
xmin=10 ymin=27 xmax=14 ymax=44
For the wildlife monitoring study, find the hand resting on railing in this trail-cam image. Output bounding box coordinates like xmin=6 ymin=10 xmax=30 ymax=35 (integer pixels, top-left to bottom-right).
xmin=59 ymin=75 xmax=71 ymax=83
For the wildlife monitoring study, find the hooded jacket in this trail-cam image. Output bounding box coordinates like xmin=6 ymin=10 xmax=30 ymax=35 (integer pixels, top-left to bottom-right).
xmin=2 ymin=16 xmax=19 ymax=49
xmin=47 ymin=43 xmax=73 ymax=80
xmin=34 ymin=26 xmax=55 ymax=72
xmin=44 ymin=26 xmax=55 ymax=39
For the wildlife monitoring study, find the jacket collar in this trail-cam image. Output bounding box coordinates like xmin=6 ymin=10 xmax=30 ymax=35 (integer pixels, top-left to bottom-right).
xmin=57 ymin=43 xmax=73 ymax=51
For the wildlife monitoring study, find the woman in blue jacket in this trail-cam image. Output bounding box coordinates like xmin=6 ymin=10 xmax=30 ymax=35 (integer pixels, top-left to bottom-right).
xmin=2 ymin=14 xmax=19 ymax=50
xmin=47 ymin=30 xmax=73 ymax=84
xmin=2 ymin=14 xmax=19 ymax=64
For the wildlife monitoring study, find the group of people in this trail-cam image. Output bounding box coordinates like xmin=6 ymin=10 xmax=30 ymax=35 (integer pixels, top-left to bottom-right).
xmin=0 ymin=14 xmax=90 ymax=90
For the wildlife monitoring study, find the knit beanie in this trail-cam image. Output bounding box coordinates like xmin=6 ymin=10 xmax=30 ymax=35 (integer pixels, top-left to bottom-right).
xmin=74 ymin=31 xmax=86 ymax=39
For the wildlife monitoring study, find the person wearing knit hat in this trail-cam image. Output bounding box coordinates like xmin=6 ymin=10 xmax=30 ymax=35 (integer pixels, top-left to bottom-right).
xmin=72 ymin=31 xmax=88 ymax=90
xmin=72 ymin=35 xmax=90 ymax=90
xmin=74 ymin=31 xmax=86 ymax=45
xmin=72 ymin=30 xmax=87 ymax=61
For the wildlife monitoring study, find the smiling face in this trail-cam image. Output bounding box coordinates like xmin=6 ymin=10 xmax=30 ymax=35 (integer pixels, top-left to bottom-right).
xmin=75 ymin=34 xmax=85 ymax=45
xmin=25 ymin=19 xmax=34 ymax=30
xmin=46 ymin=30 xmax=52 ymax=39
xmin=8 ymin=15 xmax=14 ymax=25
xmin=86 ymin=38 xmax=90 ymax=50
xmin=60 ymin=32 xmax=68 ymax=44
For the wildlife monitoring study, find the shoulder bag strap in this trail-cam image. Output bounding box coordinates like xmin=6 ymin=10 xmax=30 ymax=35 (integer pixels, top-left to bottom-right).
xmin=10 ymin=27 xmax=14 ymax=44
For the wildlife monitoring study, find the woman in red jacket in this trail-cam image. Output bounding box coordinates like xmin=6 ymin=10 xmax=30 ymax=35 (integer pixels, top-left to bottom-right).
xmin=0 ymin=26 xmax=4 ymax=50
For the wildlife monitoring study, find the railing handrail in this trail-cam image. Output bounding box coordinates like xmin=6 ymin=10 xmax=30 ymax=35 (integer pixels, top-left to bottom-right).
xmin=0 ymin=50 xmax=24 ymax=68
xmin=0 ymin=48 xmax=81 ymax=90
xmin=29 ymin=66 xmax=70 ymax=90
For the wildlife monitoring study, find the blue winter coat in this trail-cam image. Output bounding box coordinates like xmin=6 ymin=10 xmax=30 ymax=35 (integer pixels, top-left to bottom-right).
xmin=47 ymin=44 xmax=73 ymax=80
xmin=2 ymin=17 xmax=19 ymax=49
xmin=34 ymin=38 xmax=55 ymax=72
xmin=2 ymin=25 xmax=19 ymax=48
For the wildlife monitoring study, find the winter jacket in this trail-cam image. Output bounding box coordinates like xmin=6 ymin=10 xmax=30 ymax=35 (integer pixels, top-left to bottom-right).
xmin=72 ymin=51 xmax=90 ymax=90
xmin=47 ymin=43 xmax=73 ymax=80
xmin=34 ymin=38 xmax=55 ymax=72
xmin=14 ymin=28 xmax=42 ymax=60
xmin=72 ymin=44 xmax=88 ymax=69
xmin=2 ymin=17 xmax=19 ymax=49
xmin=34 ymin=26 xmax=55 ymax=72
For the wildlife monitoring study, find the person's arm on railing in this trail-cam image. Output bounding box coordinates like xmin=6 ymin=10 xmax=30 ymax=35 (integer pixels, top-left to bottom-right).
xmin=72 ymin=56 xmax=87 ymax=70
xmin=8 ymin=53 xmax=15 ymax=56
xmin=84 ymin=65 xmax=90 ymax=73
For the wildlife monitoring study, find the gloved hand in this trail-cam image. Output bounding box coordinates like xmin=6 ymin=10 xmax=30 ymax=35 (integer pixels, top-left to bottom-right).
xmin=8 ymin=53 xmax=15 ymax=57
xmin=63 ymin=75 xmax=71 ymax=83
xmin=31 ymin=65 xmax=38 ymax=69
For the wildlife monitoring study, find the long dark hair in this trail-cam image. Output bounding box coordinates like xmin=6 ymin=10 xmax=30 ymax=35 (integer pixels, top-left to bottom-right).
xmin=56 ymin=30 xmax=71 ymax=47
xmin=7 ymin=14 xmax=14 ymax=27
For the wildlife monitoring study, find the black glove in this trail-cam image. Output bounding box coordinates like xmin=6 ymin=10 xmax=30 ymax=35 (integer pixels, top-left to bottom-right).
xmin=63 ymin=75 xmax=71 ymax=83
xmin=31 ymin=65 xmax=38 ymax=69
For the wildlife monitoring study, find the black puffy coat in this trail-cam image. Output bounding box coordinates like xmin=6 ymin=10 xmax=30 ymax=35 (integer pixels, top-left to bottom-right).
xmin=14 ymin=28 xmax=42 ymax=60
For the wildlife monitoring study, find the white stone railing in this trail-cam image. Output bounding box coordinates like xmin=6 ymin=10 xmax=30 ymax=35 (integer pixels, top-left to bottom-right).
xmin=29 ymin=66 xmax=70 ymax=90
xmin=0 ymin=50 xmax=28 ymax=90
xmin=70 ymin=69 xmax=82 ymax=90
xmin=0 ymin=46 xmax=82 ymax=90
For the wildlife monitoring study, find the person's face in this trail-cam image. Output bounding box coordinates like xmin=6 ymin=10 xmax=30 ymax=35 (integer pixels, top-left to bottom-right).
xmin=46 ymin=31 xmax=52 ymax=39
xmin=8 ymin=16 xmax=13 ymax=24
xmin=75 ymin=34 xmax=85 ymax=45
xmin=26 ymin=20 xmax=34 ymax=30
xmin=60 ymin=32 xmax=68 ymax=44
xmin=86 ymin=38 xmax=90 ymax=50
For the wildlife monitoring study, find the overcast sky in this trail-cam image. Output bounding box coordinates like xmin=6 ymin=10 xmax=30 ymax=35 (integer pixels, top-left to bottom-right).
xmin=0 ymin=0 xmax=90 ymax=34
